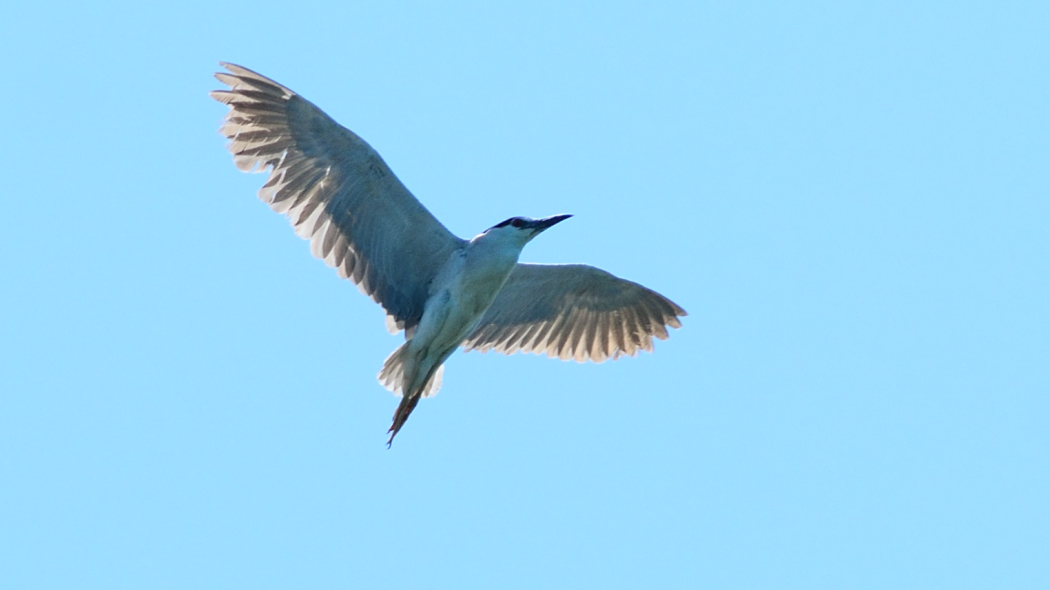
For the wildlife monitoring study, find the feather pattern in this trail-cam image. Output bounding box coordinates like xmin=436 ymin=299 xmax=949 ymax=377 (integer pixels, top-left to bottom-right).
xmin=211 ymin=62 xmax=466 ymax=333
xmin=463 ymin=263 xmax=686 ymax=362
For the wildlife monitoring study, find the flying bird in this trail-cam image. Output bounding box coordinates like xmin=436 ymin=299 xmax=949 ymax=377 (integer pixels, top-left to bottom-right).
xmin=210 ymin=63 xmax=686 ymax=445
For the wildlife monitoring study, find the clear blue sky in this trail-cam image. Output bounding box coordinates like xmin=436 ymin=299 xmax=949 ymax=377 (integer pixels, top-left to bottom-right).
xmin=2 ymin=1 xmax=1047 ymax=588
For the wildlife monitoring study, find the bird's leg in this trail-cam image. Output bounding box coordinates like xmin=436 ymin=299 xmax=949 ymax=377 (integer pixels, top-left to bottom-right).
xmin=387 ymin=393 xmax=421 ymax=448
xmin=385 ymin=352 xmax=450 ymax=447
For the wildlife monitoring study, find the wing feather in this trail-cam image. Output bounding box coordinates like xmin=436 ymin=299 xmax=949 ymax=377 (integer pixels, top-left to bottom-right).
xmin=621 ymin=306 xmax=644 ymax=353
xmin=464 ymin=264 xmax=686 ymax=363
xmin=211 ymin=63 xmax=466 ymax=332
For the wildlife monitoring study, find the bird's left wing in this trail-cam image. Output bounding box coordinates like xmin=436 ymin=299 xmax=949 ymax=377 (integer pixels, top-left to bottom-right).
xmin=211 ymin=63 xmax=466 ymax=333
xmin=463 ymin=264 xmax=686 ymax=363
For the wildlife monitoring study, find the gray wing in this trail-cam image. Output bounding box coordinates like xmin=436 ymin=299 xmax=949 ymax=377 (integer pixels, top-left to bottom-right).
xmin=211 ymin=63 xmax=466 ymax=333
xmin=463 ymin=264 xmax=686 ymax=363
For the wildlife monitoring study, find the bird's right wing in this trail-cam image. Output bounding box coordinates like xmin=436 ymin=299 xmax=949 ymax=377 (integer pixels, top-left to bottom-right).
xmin=211 ymin=63 xmax=466 ymax=333
xmin=463 ymin=264 xmax=686 ymax=363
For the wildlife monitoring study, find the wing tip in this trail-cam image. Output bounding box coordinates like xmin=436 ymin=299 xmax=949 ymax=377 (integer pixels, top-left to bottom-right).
xmin=217 ymin=61 xmax=252 ymax=77
xmin=213 ymin=62 xmax=295 ymax=97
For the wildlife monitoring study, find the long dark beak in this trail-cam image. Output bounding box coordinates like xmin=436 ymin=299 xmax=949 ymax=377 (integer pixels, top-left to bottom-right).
xmin=529 ymin=214 xmax=572 ymax=234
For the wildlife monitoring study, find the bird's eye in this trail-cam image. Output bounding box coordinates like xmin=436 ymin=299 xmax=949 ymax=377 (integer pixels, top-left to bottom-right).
xmin=511 ymin=218 xmax=524 ymax=228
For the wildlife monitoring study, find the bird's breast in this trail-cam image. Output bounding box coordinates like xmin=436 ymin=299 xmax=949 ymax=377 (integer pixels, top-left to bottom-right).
xmin=410 ymin=247 xmax=517 ymax=356
xmin=449 ymin=259 xmax=515 ymax=320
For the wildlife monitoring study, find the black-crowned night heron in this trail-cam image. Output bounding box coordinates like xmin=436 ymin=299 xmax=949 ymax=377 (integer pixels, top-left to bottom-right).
xmin=211 ymin=63 xmax=686 ymax=445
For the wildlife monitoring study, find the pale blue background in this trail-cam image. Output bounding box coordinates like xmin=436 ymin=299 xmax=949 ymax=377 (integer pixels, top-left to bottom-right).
xmin=1 ymin=1 xmax=1047 ymax=588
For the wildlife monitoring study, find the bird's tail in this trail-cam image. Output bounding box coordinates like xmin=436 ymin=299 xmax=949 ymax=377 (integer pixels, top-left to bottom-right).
xmin=377 ymin=343 xmax=444 ymax=398
xmin=378 ymin=343 xmax=445 ymax=446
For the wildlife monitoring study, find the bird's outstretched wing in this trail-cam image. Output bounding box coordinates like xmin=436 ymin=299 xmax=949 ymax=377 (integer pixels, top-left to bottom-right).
xmin=211 ymin=62 xmax=466 ymax=333
xmin=463 ymin=264 xmax=686 ymax=362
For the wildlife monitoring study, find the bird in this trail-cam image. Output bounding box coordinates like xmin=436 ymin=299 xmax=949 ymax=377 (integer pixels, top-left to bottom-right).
xmin=210 ymin=63 xmax=687 ymax=446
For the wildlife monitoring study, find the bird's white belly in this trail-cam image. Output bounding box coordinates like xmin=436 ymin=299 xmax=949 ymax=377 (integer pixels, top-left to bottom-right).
xmin=415 ymin=249 xmax=518 ymax=350
xmin=417 ymin=265 xmax=511 ymax=353
xmin=395 ymin=243 xmax=519 ymax=396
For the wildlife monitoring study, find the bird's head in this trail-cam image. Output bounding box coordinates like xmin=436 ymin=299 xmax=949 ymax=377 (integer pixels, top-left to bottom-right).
xmin=481 ymin=214 xmax=573 ymax=247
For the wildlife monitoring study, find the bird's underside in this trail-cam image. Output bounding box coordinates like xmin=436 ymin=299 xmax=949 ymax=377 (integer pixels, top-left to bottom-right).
xmin=211 ymin=62 xmax=687 ymax=445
